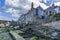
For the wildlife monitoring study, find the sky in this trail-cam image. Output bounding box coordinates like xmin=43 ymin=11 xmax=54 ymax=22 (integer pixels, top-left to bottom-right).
xmin=0 ymin=0 xmax=60 ymax=21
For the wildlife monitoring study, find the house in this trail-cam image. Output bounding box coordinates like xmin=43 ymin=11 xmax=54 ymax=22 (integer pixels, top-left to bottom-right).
xmin=44 ymin=4 xmax=57 ymax=18
xmin=18 ymin=3 xmax=42 ymax=24
xmin=55 ymin=6 xmax=60 ymax=13
xmin=18 ymin=2 xmax=59 ymax=24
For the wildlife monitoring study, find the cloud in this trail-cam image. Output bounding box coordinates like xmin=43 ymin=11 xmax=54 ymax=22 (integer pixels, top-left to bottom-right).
xmin=5 ymin=0 xmax=46 ymax=12
xmin=43 ymin=0 xmax=50 ymax=3
xmin=5 ymin=0 xmax=31 ymax=10
xmin=43 ymin=0 xmax=47 ymax=3
xmin=5 ymin=0 xmax=30 ymax=18
xmin=11 ymin=9 xmax=20 ymax=17
xmin=28 ymin=0 xmax=49 ymax=9
xmin=55 ymin=2 xmax=60 ymax=6
xmin=5 ymin=0 xmax=22 ymax=18
xmin=5 ymin=8 xmax=20 ymax=17
xmin=28 ymin=0 xmax=40 ymax=8
xmin=5 ymin=0 xmax=20 ymax=7
xmin=4 ymin=0 xmax=53 ymax=21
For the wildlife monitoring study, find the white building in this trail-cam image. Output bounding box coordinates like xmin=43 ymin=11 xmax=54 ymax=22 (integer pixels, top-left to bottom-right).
xmin=18 ymin=2 xmax=59 ymax=24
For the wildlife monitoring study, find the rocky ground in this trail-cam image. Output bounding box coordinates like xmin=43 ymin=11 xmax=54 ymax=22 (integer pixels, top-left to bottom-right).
xmin=0 ymin=28 xmax=13 ymax=40
xmin=0 ymin=25 xmax=60 ymax=40
xmin=16 ymin=25 xmax=60 ymax=40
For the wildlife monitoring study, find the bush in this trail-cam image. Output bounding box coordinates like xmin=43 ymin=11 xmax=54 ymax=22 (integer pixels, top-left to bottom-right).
xmin=53 ymin=12 xmax=60 ymax=21
xmin=48 ymin=14 xmax=54 ymax=17
xmin=30 ymin=36 xmax=38 ymax=40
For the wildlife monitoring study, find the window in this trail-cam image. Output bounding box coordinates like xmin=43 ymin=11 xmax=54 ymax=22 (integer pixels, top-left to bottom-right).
xmin=50 ymin=11 xmax=51 ymax=13
xmin=41 ymin=16 xmax=45 ymax=19
xmin=59 ymin=7 xmax=60 ymax=11
xmin=46 ymin=12 xmax=48 ymax=15
xmin=36 ymin=9 xmax=38 ymax=16
xmin=29 ymin=28 xmax=31 ymax=30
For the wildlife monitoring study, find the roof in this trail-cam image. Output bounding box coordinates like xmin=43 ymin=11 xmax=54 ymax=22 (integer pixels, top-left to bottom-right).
xmin=20 ymin=8 xmax=35 ymax=17
xmin=19 ymin=5 xmax=50 ymax=18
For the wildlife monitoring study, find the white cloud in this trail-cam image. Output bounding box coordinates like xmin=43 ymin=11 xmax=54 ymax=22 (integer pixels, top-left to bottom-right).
xmin=4 ymin=0 xmax=49 ymax=21
xmin=28 ymin=0 xmax=49 ymax=9
xmin=39 ymin=3 xmax=49 ymax=9
xmin=5 ymin=0 xmax=20 ymax=7
xmin=55 ymin=2 xmax=60 ymax=6
xmin=5 ymin=0 xmax=31 ymax=10
xmin=42 ymin=0 xmax=51 ymax=3
xmin=11 ymin=9 xmax=20 ymax=17
xmin=5 ymin=0 xmax=31 ymax=18
xmin=5 ymin=0 xmax=48 ymax=11
xmin=28 ymin=0 xmax=40 ymax=8
xmin=5 ymin=8 xmax=13 ymax=13
xmin=43 ymin=0 xmax=47 ymax=3
xmin=24 ymin=5 xmax=30 ymax=10
xmin=5 ymin=8 xmax=20 ymax=17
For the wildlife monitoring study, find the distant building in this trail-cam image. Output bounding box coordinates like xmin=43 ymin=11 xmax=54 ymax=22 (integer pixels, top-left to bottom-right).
xmin=0 ymin=20 xmax=11 ymax=24
xmin=0 ymin=20 xmax=11 ymax=27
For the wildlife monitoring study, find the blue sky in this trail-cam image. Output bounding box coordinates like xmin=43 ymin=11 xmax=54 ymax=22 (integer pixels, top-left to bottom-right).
xmin=0 ymin=0 xmax=60 ymax=21
xmin=0 ymin=0 xmax=19 ymax=21
xmin=0 ymin=0 xmax=12 ymax=21
xmin=41 ymin=0 xmax=59 ymax=5
xmin=0 ymin=0 xmax=5 ymax=7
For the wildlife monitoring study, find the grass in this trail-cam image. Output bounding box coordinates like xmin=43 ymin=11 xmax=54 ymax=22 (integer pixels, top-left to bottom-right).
xmin=48 ymin=14 xmax=54 ymax=17
xmin=30 ymin=36 xmax=38 ymax=40
xmin=0 ymin=28 xmax=6 ymax=32
xmin=30 ymin=36 xmax=46 ymax=40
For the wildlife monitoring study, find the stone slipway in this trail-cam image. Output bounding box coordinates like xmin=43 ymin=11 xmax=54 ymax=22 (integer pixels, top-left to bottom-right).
xmin=10 ymin=31 xmax=25 ymax=40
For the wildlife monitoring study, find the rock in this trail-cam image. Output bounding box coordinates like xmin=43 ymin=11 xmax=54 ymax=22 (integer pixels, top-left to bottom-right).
xmin=51 ymin=32 xmax=58 ymax=39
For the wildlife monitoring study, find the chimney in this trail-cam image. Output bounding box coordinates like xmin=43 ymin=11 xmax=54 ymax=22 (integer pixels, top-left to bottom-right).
xmin=51 ymin=3 xmax=57 ymax=8
xmin=31 ymin=2 xmax=34 ymax=9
